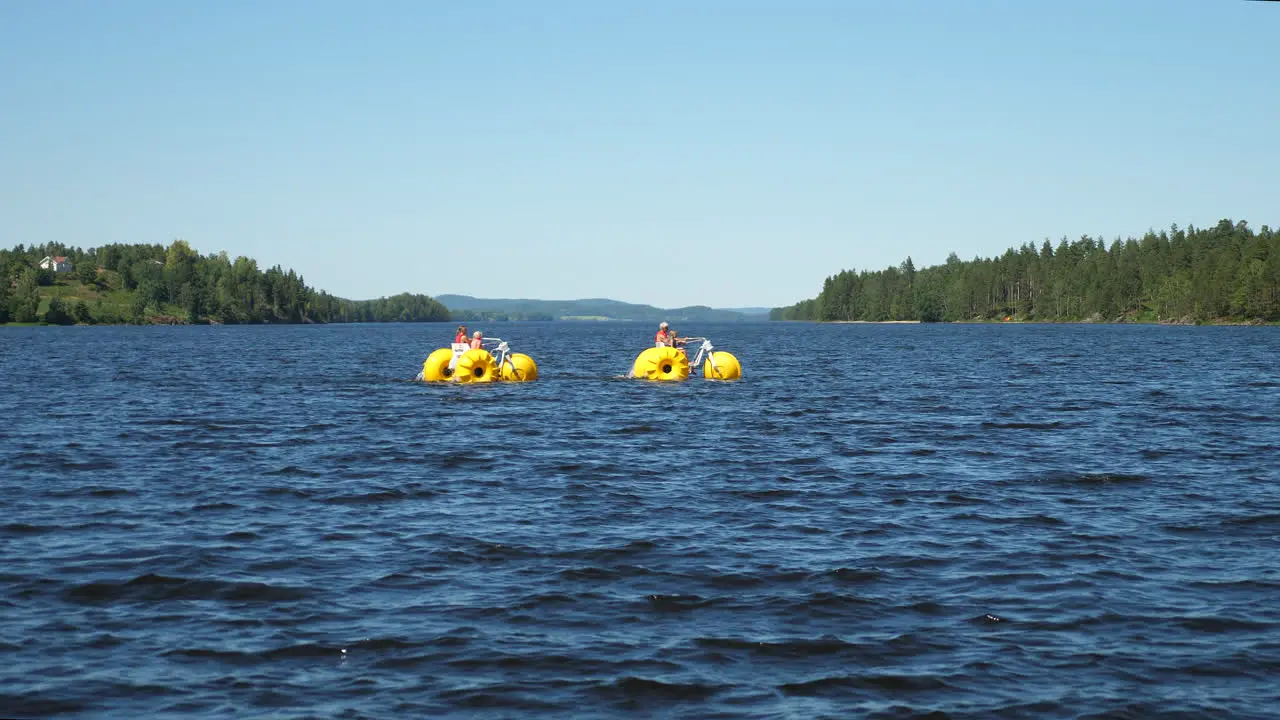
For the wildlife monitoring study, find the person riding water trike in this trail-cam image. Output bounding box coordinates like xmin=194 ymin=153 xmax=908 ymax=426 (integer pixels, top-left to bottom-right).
xmin=654 ymin=321 xmax=672 ymax=348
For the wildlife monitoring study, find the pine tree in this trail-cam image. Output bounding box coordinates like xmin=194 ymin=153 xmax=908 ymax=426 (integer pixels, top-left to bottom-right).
xmin=0 ymin=273 xmax=10 ymax=323
xmin=12 ymin=268 xmax=40 ymax=322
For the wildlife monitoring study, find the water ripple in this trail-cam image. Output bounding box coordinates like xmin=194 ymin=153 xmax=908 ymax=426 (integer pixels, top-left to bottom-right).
xmin=1 ymin=322 xmax=1278 ymax=718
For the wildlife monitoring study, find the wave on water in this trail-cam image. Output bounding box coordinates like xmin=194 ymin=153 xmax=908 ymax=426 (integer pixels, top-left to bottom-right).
xmin=1 ymin=323 xmax=1278 ymax=718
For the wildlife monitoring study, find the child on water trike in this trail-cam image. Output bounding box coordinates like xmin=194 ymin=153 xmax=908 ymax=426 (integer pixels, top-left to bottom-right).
xmin=420 ymin=327 xmax=538 ymax=383
xmin=629 ymin=322 xmax=740 ymax=381
xmin=654 ymin=321 xmax=688 ymax=355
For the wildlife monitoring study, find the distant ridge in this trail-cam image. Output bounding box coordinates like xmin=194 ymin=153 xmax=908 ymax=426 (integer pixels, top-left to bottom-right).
xmin=436 ymin=295 xmax=769 ymax=322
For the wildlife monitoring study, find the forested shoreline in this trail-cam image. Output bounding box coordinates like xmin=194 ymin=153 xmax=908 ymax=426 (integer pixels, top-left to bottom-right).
xmin=0 ymin=240 xmax=450 ymax=325
xmin=8 ymin=220 xmax=1277 ymax=327
xmin=771 ymin=219 xmax=1279 ymax=324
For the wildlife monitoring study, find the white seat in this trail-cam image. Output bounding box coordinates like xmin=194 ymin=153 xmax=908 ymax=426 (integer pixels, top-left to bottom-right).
xmin=448 ymin=342 xmax=470 ymax=370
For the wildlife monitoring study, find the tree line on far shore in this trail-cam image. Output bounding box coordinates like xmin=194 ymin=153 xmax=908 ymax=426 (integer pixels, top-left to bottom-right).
xmin=0 ymin=240 xmax=450 ymax=325
xmin=771 ymin=218 xmax=1279 ymax=323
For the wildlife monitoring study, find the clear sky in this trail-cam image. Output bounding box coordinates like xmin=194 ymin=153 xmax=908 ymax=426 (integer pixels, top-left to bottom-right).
xmin=1 ymin=0 xmax=1276 ymax=308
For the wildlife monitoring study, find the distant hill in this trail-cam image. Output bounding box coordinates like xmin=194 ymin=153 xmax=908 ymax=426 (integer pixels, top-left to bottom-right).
xmin=436 ymin=295 xmax=770 ymax=322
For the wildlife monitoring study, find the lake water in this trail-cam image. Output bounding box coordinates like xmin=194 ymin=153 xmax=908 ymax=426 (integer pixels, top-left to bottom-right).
xmin=2 ymin=322 xmax=1278 ymax=719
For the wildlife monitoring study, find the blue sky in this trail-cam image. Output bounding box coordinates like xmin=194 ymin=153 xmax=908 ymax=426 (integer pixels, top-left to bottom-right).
xmin=1 ymin=0 xmax=1276 ymax=308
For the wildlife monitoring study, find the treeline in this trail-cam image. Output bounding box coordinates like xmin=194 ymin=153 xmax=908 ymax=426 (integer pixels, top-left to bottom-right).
xmin=0 ymin=240 xmax=451 ymax=325
xmin=771 ymin=219 xmax=1279 ymax=323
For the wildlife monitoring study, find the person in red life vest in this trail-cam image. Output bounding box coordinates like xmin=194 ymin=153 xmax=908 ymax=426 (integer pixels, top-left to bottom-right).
xmin=454 ymin=325 xmax=468 ymax=344
xmin=654 ymin=321 xmax=671 ymax=347
xmin=469 ymin=330 xmax=484 ymax=349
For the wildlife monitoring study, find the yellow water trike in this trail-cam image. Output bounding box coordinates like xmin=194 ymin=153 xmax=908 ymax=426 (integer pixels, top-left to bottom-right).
xmin=628 ymin=337 xmax=741 ymax=382
xmin=419 ymin=337 xmax=537 ymax=383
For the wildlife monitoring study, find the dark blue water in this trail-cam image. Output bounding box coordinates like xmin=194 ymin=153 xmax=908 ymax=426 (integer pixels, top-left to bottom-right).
xmin=2 ymin=322 xmax=1278 ymax=719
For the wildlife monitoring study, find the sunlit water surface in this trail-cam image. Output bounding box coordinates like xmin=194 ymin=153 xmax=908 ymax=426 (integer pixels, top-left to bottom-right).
xmin=2 ymin=322 xmax=1278 ymax=718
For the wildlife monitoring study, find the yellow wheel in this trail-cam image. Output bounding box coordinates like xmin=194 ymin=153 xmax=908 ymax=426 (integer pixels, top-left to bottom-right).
xmin=631 ymin=346 xmax=689 ymax=381
xmin=501 ymin=353 xmax=538 ymax=382
xmin=422 ymin=348 xmax=456 ymax=382
xmin=454 ymin=348 xmax=498 ymax=383
xmin=702 ymin=351 xmax=741 ymax=380
xmin=630 ymin=348 xmax=659 ymax=378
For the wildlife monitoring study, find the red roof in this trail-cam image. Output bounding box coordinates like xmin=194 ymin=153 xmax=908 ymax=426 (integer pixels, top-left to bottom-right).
xmin=53 ymin=256 xmax=68 ymax=262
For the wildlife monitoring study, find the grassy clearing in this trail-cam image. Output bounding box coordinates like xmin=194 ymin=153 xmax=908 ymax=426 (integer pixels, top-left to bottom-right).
xmin=25 ymin=269 xmax=183 ymax=323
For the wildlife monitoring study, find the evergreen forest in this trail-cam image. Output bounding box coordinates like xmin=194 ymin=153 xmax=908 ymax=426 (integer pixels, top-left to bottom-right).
xmin=770 ymin=219 xmax=1279 ymax=324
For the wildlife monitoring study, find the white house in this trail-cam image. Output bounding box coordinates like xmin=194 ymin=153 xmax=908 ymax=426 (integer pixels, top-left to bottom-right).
xmin=39 ymin=256 xmax=73 ymax=273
